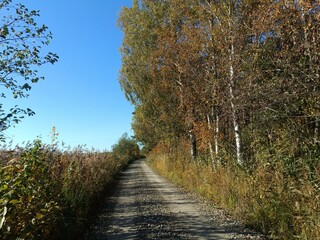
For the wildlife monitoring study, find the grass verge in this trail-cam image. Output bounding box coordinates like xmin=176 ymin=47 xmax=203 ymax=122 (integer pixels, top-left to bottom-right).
xmin=148 ymin=146 xmax=320 ymax=240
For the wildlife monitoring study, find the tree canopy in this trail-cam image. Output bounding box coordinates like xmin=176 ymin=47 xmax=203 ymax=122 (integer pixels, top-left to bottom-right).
xmin=0 ymin=0 xmax=58 ymax=140
xmin=119 ymin=0 xmax=320 ymax=166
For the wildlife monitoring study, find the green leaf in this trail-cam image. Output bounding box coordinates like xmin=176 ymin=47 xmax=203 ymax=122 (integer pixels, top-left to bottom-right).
xmin=0 ymin=184 xmax=8 ymax=192
xmin=9 ymin=199 xmax=21 ymax=204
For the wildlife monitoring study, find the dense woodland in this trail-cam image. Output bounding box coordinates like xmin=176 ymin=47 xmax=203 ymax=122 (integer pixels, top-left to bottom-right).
xmin=119 ymin=0 xmax=320 ymax=239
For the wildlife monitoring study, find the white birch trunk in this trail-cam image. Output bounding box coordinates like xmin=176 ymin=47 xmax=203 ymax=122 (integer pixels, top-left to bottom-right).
xmin=215 ymin=113 xmax=219 ymax=155
xmin=229 ymin=65 xmax=242 ymax=164
xmin=207 ymin=114 xmax=215 ymax=166
xmin=189 ymin=128 xmax=197 ymax=160
xmin=228 ymin=12 xmax=242 ymax=164
xmin=207 ymin=105 xmax=220 ymax=166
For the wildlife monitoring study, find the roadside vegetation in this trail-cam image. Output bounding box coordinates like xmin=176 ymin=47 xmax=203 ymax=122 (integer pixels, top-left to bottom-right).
xmin=0 ymin=1 xmax=143 ymax=239
xmin=148 ymin=143 xmax=320 ymax=239
xmin=0 ymin=2 xmax=140 ymax=237
xmin=119 ymin=1 xmax=320 ymax=239
xmin=0 ymin=133 xmax=140 ymax=239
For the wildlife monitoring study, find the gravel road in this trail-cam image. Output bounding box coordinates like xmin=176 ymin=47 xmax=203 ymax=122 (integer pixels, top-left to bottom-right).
xmin=85 ymin=159 xmax=266 ymax=240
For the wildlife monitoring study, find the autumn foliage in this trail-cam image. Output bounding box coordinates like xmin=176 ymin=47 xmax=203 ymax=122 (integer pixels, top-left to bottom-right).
xmin=119 ymin=0 xmax=320 ymax=239
xmin=0 ymin=135 xmax=140 ymax=239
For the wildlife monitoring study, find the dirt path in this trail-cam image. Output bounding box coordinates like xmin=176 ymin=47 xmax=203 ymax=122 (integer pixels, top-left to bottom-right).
xmin=85 ymin=159 xmax=265 ymax=239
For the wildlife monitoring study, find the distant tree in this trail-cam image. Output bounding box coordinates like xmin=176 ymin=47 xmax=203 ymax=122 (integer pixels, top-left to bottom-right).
xmin=111 ymin=133 xmax=140 ymax=163
xmin=0 ymin=0 xmax=58 ymax=140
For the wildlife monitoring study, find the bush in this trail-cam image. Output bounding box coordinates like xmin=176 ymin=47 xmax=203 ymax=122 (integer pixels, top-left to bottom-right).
xmin=0 ymin=140 xmax=62 ymax=239
xmin=0 ymin=134 xmax=140 ymax=239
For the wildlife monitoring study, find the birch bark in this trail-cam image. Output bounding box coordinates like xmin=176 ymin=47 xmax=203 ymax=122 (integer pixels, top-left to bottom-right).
xmin=228 ymin=4 xmax=242 ymax=165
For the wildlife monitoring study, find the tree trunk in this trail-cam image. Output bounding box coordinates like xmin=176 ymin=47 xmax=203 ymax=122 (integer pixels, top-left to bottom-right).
xmin=189 ymin=126 xmax=197 ymax=160
xmin=229 ymin=76 xmax=242 ymax=164
xmin=215 ymin=111 xmax=219 ymax=156
xmin=228 ymin=19 xmax=242 ymax=165
xmin=207 ymin=114 xmax=215 ymax=161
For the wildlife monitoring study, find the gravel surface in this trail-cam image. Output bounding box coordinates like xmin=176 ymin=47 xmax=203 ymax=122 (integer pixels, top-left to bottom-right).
xmin=85 ymin=159 xmax=267 ymax=240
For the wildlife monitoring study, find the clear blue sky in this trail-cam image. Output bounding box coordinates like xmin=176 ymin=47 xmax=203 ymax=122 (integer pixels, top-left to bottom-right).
xmin=3 ymin=0 xmax=134 ymax=151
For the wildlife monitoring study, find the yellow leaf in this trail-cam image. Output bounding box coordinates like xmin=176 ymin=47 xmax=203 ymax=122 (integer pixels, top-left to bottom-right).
xmin=36 ymin=213 xmax=44 ymax=220
xmin=0 ymin=185 xmax=8 ymax=191
xmin=9 ymin=199 xmax=21 ymax=204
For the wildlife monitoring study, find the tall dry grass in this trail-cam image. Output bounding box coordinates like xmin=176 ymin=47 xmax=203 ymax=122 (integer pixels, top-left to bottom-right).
xmin=0 ymin=136 xmax=140 ymax=239
xmin=148 ymin=144 xmax=320 ymax=240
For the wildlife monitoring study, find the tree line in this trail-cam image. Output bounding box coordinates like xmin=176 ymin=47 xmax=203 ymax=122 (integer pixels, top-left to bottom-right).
xmin=118 ymin=0 xmax=319 ymax=168
xmin=119 ymin=2 xmax=319 ymax=237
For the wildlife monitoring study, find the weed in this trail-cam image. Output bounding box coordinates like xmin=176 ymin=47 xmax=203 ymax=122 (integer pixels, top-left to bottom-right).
xmin=148 ymin=142 xmax=320 ymax=239
xmin=0 ymin=134 xmax=140 ymax=239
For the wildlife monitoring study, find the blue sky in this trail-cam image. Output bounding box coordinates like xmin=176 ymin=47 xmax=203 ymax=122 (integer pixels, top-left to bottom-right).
xmin=3 ymin=0 xmax=134 ymax=151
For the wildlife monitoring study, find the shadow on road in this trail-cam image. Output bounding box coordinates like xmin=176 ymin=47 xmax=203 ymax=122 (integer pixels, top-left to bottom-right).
xmin=85 ymin=159 xmax=264 ymax=240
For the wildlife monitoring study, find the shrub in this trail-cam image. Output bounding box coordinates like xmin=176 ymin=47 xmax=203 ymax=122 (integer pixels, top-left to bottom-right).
xmin=0 ymin=134 xmax=140 ymax=239
xmin=0 ymin=140 xmax=62 ymax=239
